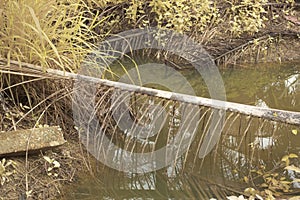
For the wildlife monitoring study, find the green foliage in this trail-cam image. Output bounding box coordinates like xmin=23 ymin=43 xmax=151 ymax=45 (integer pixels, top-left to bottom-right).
xmin=228 ymin=0 xmax=295 ymax=36
xmin=95 ymin=0 xmax=220 ymax=33
xmin=228 ymin=0 xmax=269 ymax=36
xmin=88 ymin=0 xmax=296 ymax=37
xmin=147 ymin=0 xmax=219 ymax=33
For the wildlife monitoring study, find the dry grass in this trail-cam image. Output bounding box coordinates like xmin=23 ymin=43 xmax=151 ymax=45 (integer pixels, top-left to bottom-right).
xmin=0 ymin=1 xmax=112 ymax=199
xmin=0 ymin=0 xmax=114 ymax=131
xmin=0 ymin=0 xmax=106 ymax=72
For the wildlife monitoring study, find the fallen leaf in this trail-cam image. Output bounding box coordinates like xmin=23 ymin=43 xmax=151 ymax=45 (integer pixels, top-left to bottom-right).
xmin=289 ymin=153 xmax=298 ymax=158
xmin=292 ymin=129 xmax=298 ymax=135
xmin=285 ymin=165 xmax=300 ymax=173
xmin=281 ymin=155 xmax=289 ymax=162
xmin=227 ymin=195 xmax=246 ymax=200
xmin=43 ymin=156 xmax=53 ymax=164
xmin=255 ymin=194 xmax=264 ymax=200
xmin=288 ymin=196 xmax=300 ymax=200
xmin=292 ymin=179 xmax=300 ymax=183
xmin=0 ymin=164 xmax=5 ymax=176
xmin=53 ymin=160 xmax=60 ymax=168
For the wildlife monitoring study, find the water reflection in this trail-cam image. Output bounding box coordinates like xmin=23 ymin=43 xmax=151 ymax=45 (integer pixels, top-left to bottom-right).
xmin=64 ymin=62 xmax=300 ymax=199
xmin=285 ymin=74 xmax=299 ymax=94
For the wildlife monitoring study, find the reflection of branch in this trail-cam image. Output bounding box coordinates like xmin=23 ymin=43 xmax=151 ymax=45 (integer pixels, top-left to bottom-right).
xmin=251 ymin=162 xmax=284 ymax=182
xmin=218 ymin=148 xmax=247 ymax=177
xmin=279 ymin=83 xmax=289 ymax=100
xmin=192 ymin=175 xmax=247 ymax=197
xmin=215 ymin=35 xmax=269 ymax=61
xmin=215 ymin=31 xmax=300 ymax=62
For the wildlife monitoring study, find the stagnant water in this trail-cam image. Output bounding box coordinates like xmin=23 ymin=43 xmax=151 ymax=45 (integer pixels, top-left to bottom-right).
xmin=64 ymin=61 xmax=300 ymax=199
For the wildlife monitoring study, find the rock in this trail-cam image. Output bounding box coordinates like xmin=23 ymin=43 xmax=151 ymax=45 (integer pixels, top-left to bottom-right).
xmin=0 ymin=126 xmax=66 ymax=157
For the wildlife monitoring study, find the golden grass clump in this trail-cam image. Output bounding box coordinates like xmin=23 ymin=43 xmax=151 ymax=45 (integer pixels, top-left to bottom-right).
xmin=0 ymin=0 xmax=114 ymax=131
xmin=0 ymin=0 xmax=106 ymax=72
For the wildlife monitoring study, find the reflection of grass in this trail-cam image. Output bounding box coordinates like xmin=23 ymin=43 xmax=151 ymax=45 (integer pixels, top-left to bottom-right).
xmin=0 ymin=0 xmax=107 ymax=72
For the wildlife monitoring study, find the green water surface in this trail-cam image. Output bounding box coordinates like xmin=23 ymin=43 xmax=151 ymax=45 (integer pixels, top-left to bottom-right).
xmin=64 ymin=61 xmax=300 ymax=199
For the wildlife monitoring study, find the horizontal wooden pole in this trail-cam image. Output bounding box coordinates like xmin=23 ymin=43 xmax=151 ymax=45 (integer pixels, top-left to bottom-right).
xmin=1 ymin=58 xmax=300 ymax=126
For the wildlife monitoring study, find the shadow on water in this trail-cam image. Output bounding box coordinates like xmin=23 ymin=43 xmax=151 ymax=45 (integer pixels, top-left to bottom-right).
xmin=65 ymin=61 xmax=300 ymax=199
